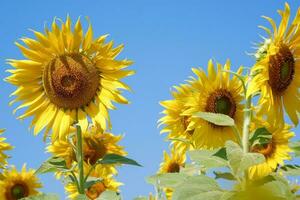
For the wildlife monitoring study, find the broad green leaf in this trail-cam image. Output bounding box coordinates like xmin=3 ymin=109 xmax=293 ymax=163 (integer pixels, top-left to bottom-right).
xmin=213 ymin=148 xmax=227 ymax=160
xmin=21 ymin=194 xmax=60 ymax=200
xmin=75 ymin=195 xmax=89 ymax=200
xmin=35 ymin=157 xmax=68 ymax=174
xmin=225 ymin=141 xmax=265 ymax=177
xmin=84 ymin=177 xmax=103 ymax=189
xmin=261 ymin=180 xmax=295 ymax=199
xmin=194 ymin=112 xmax=234 ymax=126
xmin=146 ymin=173 xmax=188 ymax=188
xmin=97 ymin=154 xmax=142 ymax=167
xmin=289 ymin=141 xmax=300 ymax=157
xmin=279 ymin=164 xmax=300 ymax=176
xmin=213 ymin=171 xmax=236 ymax=181
xmin=249 ymin=127 xmax=272 ymax=147
xmin=189 ymin=150 xmax=228 ymax=168
xmin=96 ymin=191 xmax=121 ymax=200
xmin=180 ymin=163 xmax=200 ymax=176
xmin=172 ymin=175 xmax=223 ymax=200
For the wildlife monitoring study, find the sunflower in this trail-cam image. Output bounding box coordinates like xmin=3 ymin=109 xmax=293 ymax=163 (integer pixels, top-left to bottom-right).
xmin=6 ymin=16 xmax=134 ymax=141
xmin=248 ymin=121 xmax=294 ymax=180
xmin=65 ymin=164 xmax=121 ymax=200
xmin=183 ymin=59 xmax=244 ymax=149
xmin=0 ymin=129 xmax=13 ymax=168
xmin=159 ymin=83 xmax=195 ymax=152
xmin=247 ymin=3 xmax=300 ymax=125
xmin=0 ymin=165 xmax=42 ymax=200
xmin=47 ymin=125 xmax=126 ymax=175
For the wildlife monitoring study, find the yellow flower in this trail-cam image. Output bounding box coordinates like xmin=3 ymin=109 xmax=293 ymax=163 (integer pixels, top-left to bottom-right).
xmin=0 ymin=165 xmax=42 ymax=200
xmin=0 ymin=129 xmax=13 ymax=168
xmin=159 ymin=84 xmax=195 ymax=152
xmin=65 ymin=164 xmax=121 ymax=200
xmin=247 ymin=3 xmax=300 ymax=125
xmin=184 ymin=59 xmax=244 ymax=149
xmin=6 ymin=16 xmax=134 ymax=141
xmin=248 ymin=121 xmax=294 ymax=180
xmin=47 ymin=126 xmax=126 ymax=176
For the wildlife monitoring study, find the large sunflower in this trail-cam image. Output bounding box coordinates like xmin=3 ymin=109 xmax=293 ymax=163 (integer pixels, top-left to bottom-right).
xmin=6 ymin=16 xmax=134 ymax=141
xmin=0 ymin=165 xmax=42 ymax=200
xmin=159 ymin=83 xmax=195 ymax=152
xmin=183 ymin=59 xmax=244 ymax=149
xmin=247 ymin=3 xmax=300 ymax=125
xmin=65 ymin=164 xmax=121 ymax=200
xmin=248 ymin=121 xmax=294 ymax=180
xmin=47 ymin=125 xmax=126 ymax=175
xmin=0 ymin=129 xmax=13 ymax=168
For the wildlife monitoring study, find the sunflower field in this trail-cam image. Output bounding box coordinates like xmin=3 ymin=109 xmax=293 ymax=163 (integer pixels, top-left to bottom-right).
xmin=0 ymin=1 xmax=300 ymax=200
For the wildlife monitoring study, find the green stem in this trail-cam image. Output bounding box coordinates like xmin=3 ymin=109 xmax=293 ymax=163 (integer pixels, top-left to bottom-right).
xmin=75 ymin=119 xmax=85 ymax=194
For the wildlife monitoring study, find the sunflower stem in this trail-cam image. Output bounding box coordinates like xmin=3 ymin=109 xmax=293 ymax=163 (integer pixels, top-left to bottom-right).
xmin=75 ymin=121 xmax=85 ymax=194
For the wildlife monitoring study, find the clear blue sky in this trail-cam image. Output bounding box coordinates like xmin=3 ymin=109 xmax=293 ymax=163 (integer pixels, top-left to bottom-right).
xmin=0 ymin=0 xmax=299 ymax=199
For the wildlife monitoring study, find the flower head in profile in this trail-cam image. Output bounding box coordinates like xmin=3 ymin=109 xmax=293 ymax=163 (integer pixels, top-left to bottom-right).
xmin=247 ymin=3 xmax=300 ymax=125
xmin=184 ymin=59 xmax=244 ymax=149
xmin=6 ymin=16 xmax=134 ymax=141
xmin=0 ymin=129 xmax=13 ymax=168
xmin=0 ymin=165 xmax=42 ymax=200
xmin=248 ymin=120 xmax=294 ymax=180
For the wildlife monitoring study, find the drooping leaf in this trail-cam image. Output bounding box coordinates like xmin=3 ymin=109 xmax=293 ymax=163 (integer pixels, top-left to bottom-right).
xmin=289 ymin=141 xmax=300 ymax=157
xmin=213 ymin=171 xmax=236 ymax=181
xmin=279 ymin=164 xmax=300 ymax=176
xmin=35 ymin=157 xmax=68 ymax=174
xmin=180 ymin=163 xmax=201 ymax=176
xmin=213 ymin=148 xmax=227 ymax=160
xmin=146 ymin=173 xmax=188 ymax=188
xmin=172 ymin=175 xmax=224 ymax=200
xmin=84 ymin=177 xmax=103 ymax=189
xmin=189 ymin=150 xmax=228 ymax=169
xmin=225 ymin=141 xmax=265 ymax=177
xmin=249 ymin=127 xmax=272 ymax=147
xmin=97 ymin=154 xmax=142 ymax=167
xmin=194 ymin=112 xmax=234 ymax=126
xmin=21 ymin=194 xmax=60 ymax=200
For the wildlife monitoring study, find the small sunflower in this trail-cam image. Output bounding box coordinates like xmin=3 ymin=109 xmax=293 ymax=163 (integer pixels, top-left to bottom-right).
xmin=184 ymin=59 xmax=244 ymax=149
xmin=247 ymin=3 xmax=300 ymax=125
xmin=47 ymin=125 xmax=126 ymax=175
xmin=0 ymin=129 xmax=13 ymax=168
xmin=248 ymin=121 xmax=294 ymax=180
xmin=65 ymin=165 xmax=121 ymax=200
xmin=0 ymin=165 xmax=42 ymax=200
xmin=159 ymin=83 xmax=195 ymax=152
xmin=6 ymin=16 xmax=134 ymax=141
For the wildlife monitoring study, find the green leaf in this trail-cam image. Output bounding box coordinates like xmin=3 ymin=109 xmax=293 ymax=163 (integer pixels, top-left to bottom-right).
xmin=225 ymin=141 xmax=265 ymax=177
xmin=84 ymin=177 xmax=103 ymax=189
xmin=21 ymin=194 xmax=60 ymax=200
xmin=289 ymin=141 xmax=300 ymax=157
xmin=172 ymin=175 xmax=223 ymax=200
xmin=194 ymin=112 xmax=234 ymax=126
xmin=279 ymin=164 xmax=300 ymax=176
xmin=96 ymin=191 xmax=121 ymax=200
xmin=249 ymin=127 xmax=272 ymax=147
xmin=212 ymin=148 xmax=227 ymax=160
xmin=189 ymin=150 xmax=228 ymax=169
xmin=180 ymin=163 xmax=201 ymax=176
xmin=146 ymin=173 xmax=188 ymax=188
xmin=35 ymin=157 xmax=68 ymax=174
xmin=133 ymin=197 xmax=148 ymax=200
xmin=75 ymin=195 xmax=89 ymax=200
xmin=213 ymin=171 xmax=236 ymax=181
xmin=97 ymin=154 xmax=142 ymax=167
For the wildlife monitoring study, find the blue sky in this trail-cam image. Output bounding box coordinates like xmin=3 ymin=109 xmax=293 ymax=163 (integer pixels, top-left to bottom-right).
xmin=0 ymin=0 xmax=299 ymax=199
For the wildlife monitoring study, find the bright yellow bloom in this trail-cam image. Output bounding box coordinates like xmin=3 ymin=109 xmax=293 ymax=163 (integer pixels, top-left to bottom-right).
xmin=159 ymin=84 xmax=195 ymax=152
xmin=184 ymin=59 xmax=244 ymax=149
xmin=65 ymin=164 xmax=121 ymax=200
xmin=0 ymin=129 xmax=13 ymax=168
xmin=247 ymin=3 xmax=300 ymax=126
xmin=0 ymin=165 xmax=42 ymax=200
xmin=48 ymin=126 xmax=126 ymax=176
xmin=6 ymin=16 xmax=134 ymax=141
xmin=248 ymin=121 xmax=294 ymax=180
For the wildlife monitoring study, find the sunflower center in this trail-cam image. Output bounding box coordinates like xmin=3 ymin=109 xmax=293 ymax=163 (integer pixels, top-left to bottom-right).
xmin=83 ymin=138 xmax=107 ymax=165
xmin=43 ymin=54 xmax=100 ymax=109
xmin=10 ymin=183 xmax=29 ymax=200
xmin=205 ymin=89 xmax=236 ymax=118
xmin=167 ymin=162 xmax=180 ymax=173
xmin=268 ymin=44 xmax=295 ymax=94
xmin=86 ymin=182 xmax=106 ymax=200
xmin=251 ymin=142 xmax=274 ymax=158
